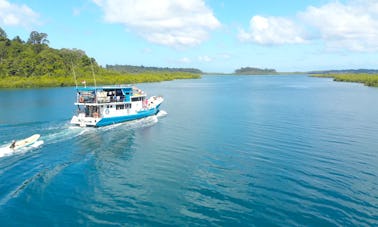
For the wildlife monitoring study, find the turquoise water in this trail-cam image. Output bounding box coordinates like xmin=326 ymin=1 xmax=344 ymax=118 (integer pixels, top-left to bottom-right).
xmin=0 ymin=75 xmax=378 ymax=225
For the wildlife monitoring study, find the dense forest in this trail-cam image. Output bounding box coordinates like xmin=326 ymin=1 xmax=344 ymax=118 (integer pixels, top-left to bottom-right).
xmin=106 ymin=64 xmax=202 ymax=74
xmin=234 ymin=67 xmax=277 ymax=75
xmin=0 ymin=27 xmax=100 ymax=78
xmin=0 ymin=27 xmax=200 ymax=88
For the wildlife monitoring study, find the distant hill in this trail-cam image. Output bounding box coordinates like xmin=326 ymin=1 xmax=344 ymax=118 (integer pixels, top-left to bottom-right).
xmin=234 ymin=67 xmax=277 ymax=75
xmin=106 ymin=64 xmax=202 ymax=74
xmin=308 ymin=69 xmax=378 ymax=74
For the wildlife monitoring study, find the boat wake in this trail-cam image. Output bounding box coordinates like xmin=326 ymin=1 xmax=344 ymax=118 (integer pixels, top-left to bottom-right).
xmin=43 ymin=124 xmax=90 ymax=145
xmin=99 ymin=114 xmax=160 ymax=132
xmin=157 ymin=110 xmax=168 ymax=118
xmin=0 ymin=110 xmax=168 ymax=158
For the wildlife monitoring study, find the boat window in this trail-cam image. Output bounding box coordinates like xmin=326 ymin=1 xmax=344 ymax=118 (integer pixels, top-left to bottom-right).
xmin=116 ymin=89 xmax=123 ymax=96
xmin=125 ymin=103 xmax=131 ymax=109
xmin=116 ymin=105 xmax=125 ymax=110
xmin=131 ymin=97 xmax=143 ymax=102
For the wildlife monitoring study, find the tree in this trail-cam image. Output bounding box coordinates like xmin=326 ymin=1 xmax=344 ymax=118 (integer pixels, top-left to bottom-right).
xmin=0 ymin=27 xmax=7 ymax=40
xmin=12 ymin=36 xmax=24 ymax=43
xmin=27 ymin=31 xmax=49 ymax=45
xmin=27 ymin=31 xmax=49 ymax=53
xmin=0 ymin=27 xmax=104 ymax=80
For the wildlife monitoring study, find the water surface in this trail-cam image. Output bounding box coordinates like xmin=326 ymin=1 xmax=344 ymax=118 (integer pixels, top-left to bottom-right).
xmin=0 ymin=75 xmax=377 ymax=225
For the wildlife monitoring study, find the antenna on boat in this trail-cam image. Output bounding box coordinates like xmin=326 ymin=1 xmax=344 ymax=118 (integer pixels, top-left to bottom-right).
xmin=71 ymin=61 xmax=78 ymax=89
xmin=90 ymin=58 xmax=98 ymax=104
xmin=90 ymin=58 xmax=97 ymax=88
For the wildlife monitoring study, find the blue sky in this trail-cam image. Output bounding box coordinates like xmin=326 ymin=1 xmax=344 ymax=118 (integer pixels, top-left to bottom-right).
xmin=1 ymin=0 xmax=378 ymax=73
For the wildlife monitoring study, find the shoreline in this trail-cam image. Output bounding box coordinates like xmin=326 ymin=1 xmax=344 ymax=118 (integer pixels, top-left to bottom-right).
xmin=0 ymin=72 xmax=201 ymax=89
xmin=310 ymin=73 xmax=378 ymax=87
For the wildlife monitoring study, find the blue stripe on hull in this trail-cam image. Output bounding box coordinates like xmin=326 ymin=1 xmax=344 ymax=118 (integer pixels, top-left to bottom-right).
xmin=96 ymin=107 xmax=159 ymax=127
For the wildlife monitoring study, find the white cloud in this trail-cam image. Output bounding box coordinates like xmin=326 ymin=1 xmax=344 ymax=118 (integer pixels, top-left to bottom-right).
xmin=300 ymin=0 xmax=378 ymax=51
xmin=239 ymin=0 xmax=378 ymax=52
xmin=198 ymin=55 xmax=212 ymax=62
xmin=179 ymin=57 xmax=191 ymax=63
xmin=93 ymin=0 xmax=221 ymax=47
xmin=238 ymin=15 xmax=305 ymax=45
xmin=0 ymin=0 xmax=39 ymax=27
xmin=218 ymin=53 xmax=231 ymax=59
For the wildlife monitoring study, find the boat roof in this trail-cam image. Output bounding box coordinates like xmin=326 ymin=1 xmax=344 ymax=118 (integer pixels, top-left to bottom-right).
xmin=76 ymin=86 xmax=133 ymax=91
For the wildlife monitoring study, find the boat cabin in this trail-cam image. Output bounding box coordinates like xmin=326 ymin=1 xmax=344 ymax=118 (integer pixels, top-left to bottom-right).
xmin=74 ymin=86 xmax=147 ymax=118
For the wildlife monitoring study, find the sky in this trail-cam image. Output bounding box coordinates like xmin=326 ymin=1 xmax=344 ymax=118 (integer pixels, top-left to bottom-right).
xmin=1 ymin=0 xmax=378 ymax=73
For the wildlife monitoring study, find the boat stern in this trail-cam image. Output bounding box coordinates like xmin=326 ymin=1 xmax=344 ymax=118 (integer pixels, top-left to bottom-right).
xmin=71 ymin=113 xmax=100 ymax=127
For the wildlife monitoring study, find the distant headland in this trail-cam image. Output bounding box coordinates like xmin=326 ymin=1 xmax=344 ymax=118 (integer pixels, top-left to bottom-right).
xmin=233 ymin=67 xmax=277 ymax=75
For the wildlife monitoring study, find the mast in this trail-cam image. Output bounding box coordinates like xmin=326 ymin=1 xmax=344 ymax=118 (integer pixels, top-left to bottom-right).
xmin=90 ymin=58 xmax=97 ymax=88
xmin=90 ymin=58 xmax=98 ymax=104
xmin=71 ymin=61 xmax=78 ymax=89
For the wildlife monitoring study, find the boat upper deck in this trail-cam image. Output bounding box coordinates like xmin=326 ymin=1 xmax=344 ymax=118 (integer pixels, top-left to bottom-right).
xmin=75 ymin=86 xmax=146 ymax=105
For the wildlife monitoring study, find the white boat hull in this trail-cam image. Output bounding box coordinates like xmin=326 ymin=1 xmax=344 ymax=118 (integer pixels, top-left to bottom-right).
xmin=12 ymin=134 xmax=40 ymax=150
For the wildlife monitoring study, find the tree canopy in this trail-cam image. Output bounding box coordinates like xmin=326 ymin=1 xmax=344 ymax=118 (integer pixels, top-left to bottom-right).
xmin=0 ymin=27 xmax=201 ymax=88
xmin=27 ymin=31 xmax=49 ymax=45
xmin=0 ymin=27 xmax=7 ymax=40
xmin=0 ymin=27 xmax=100 ymax=78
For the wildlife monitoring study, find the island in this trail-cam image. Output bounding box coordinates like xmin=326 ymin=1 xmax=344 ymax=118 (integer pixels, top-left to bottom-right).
xmin=234 ymin=67 xmax=277 ymax=75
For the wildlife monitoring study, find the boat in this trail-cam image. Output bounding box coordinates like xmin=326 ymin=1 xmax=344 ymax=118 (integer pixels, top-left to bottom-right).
xmin=9 ymin=134 xmax=41 ymax=150
xmin=70 ymin=85 xmax=164 ymax=127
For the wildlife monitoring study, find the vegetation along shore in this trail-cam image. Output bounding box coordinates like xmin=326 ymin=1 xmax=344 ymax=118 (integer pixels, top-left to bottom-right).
xmin=0 ymin=28 xmax=200 ymax=88
xmin=311 ymin=73 xmax=378 ymax=87
xmin=1 ymin=26 xmax=378 ymax=89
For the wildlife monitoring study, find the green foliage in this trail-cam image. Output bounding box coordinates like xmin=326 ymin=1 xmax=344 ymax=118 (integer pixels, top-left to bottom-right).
xmin=27 ymin=31 xmax=49 ymax=45
xmin=0 ymin=71 xmax=200 ymax=88
xmin=106 ymin=64 xmax=202 ymax=74
xmin=0 ymin=27 xmax=7 ymax=40
xmin=0 ymin=37 xmax=96 ymax=78
xmin=0 ymin=27 xmax=200 ymax=88
xmin=312 ymin=73 xmax=378 ymax=87
xmin=0 ymin=28 xmax=101 ymax=80
xmin=234 ymin=67 xmax=277 ymax=75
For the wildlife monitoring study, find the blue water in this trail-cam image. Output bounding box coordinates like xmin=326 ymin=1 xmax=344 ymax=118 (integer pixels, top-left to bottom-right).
xmin=1 ymin=75 xmax=378 ymax=226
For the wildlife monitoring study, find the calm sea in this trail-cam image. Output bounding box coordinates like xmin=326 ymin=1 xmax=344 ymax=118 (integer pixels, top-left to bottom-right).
xmin=0 ymin=75 xmax=378 ymax=226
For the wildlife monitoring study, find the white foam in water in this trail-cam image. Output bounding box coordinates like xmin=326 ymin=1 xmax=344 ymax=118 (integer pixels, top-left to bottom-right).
xmin=0 ymin=147 xmax=14 ymax=158
xmin=100 ymin=114 xmax=160 ymax=132
xmin=0 ymin=112 xmax=168 ymax=157
xmin=43 ymin=124 xmax=90 ymax=144
xmin=31 ymin=140 xmax=44 ymax=148
xmin=157 ymin=110 xmax=168 ymax=118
